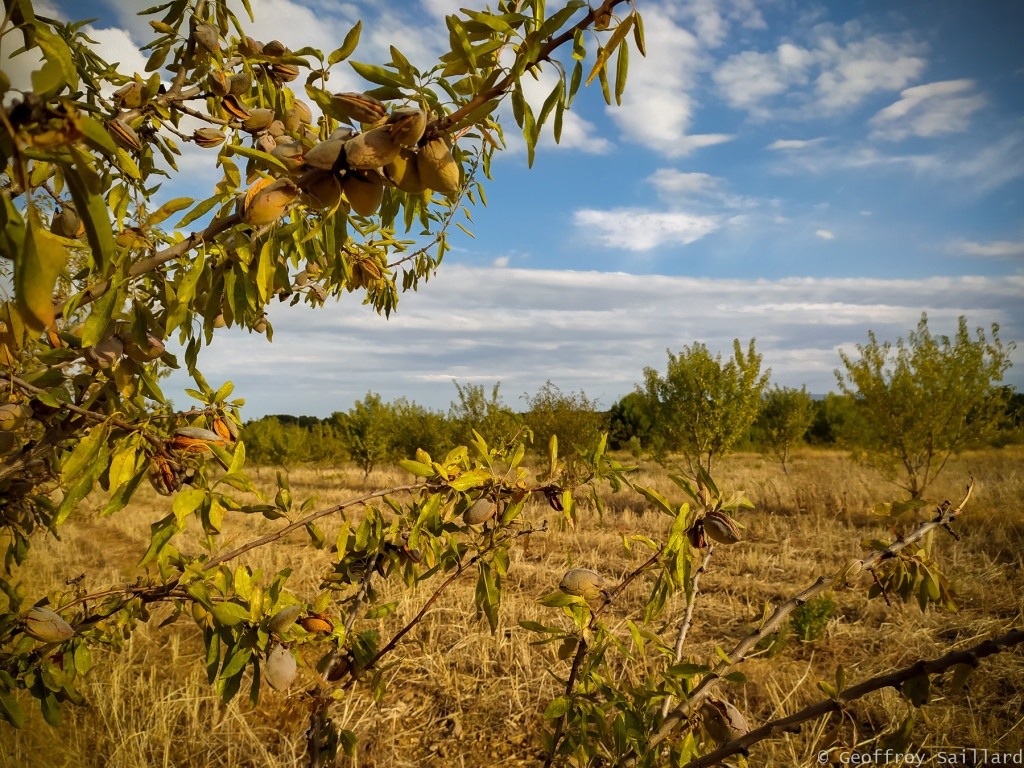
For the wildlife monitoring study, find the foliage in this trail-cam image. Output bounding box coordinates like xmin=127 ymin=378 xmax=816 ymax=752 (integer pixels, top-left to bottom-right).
xmin=607 ymin=390 xmax=655 ymax=451
xmin=0 ymin=0 xmax=649 ymax=748
xmin=447 ymin=381 xmax=520 ymax=446
xmin=332 ymin=391 xmax=397 ymax=477
xmin=789 ymin=594 xmax=836 ymax=642
xmin=640 ymin=339 xmax=769 ymax=473
xmin=754 ymin=385 xmax=816 ymax=473
xmin=522 ymin=380 xmax=604 ymax=457
xmin=243 ymin=415 xmax=346 ymax=465
xmin=0 ymin=0 xmax=1017 ymax=763
xmin=836 ymin=314 xmax=1013 ymax=498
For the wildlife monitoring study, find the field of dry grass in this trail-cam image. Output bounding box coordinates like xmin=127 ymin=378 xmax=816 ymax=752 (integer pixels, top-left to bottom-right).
xmin=2 ymin=447 xmax=1022 ymax=767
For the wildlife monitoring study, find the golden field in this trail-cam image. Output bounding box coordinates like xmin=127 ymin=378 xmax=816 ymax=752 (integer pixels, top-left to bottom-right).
xmin=2 ymin=447 xmax=1022 ymax=767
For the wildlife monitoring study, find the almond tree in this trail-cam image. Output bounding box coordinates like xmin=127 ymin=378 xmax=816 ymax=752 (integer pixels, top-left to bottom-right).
xmin=836 ymin=314 xmax=1013 ymax=498
xmin=0 ymin=0 xmax=646 ymax=745
xmin=641 ymin=339 xmax=769 ymax=473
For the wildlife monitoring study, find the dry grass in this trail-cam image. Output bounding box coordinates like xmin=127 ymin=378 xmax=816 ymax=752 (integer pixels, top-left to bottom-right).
xmin=2 ymin=448 xmax=1023 ymax=767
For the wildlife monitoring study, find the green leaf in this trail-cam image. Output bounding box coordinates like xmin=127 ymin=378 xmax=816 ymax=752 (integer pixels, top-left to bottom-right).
xmin=349 ymin=60 xmax=404 ymax=88
xmin=227 ymin=144 xmax=290 ymax=173
xmin=543 ymin=695 xmax=571 ymax=719
xmin=538 ymin=591 xmax=583 ymax=608
xmin=399 ymin=459 xmax=434 ymax=477
xmin=210 ymin=601 xmax=251 ymax=628
xmin=146 ymin=197 xmax=194 ymax=227
xmin=614 ymin=34 xmax=629 ymax=105
xmin=585 ymin=14 xmax=634 ymax=87
xmin=172 ymin=488 xmax=208 ymax=524
xmin=0 ymin=689 xmax=25 ymax=728
xmin=15 ymin=215 xmax=68 ymax=331
xmin=328 ymin=21 xmax=361 ymax=65
xmin=448 ymin=467 xmax=491 ymax=491
xmin=56 ymin=424 xmax=111 ymax=525
xmin=900 ymin=673 xmax=931 ymax=707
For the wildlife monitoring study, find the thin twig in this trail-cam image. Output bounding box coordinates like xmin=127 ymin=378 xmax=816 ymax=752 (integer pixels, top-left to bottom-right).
xmin=661 ymin=546 xmax=715 ymax=719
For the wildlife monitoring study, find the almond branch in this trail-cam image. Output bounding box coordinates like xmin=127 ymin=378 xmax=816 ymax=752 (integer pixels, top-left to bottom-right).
xmin=647 ymin=480 xmax=975 ymax=752
xmin=679 ymin=627 xmax=1024 ymax=768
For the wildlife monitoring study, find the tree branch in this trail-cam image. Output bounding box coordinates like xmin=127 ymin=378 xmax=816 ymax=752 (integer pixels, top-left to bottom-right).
xmin=647 ymin=480 xmax=975 ymax=752
xmin=679 ymin=627 xmax=1024 ymax=768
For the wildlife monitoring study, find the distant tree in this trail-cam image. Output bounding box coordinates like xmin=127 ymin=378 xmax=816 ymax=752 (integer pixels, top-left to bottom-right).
xmin=754 ymin=385 xmax=816 ymax=473
xmin=522 ymin=381 xmax=603 ymax=455
xmin=836 ymin=314 xmax=1014 ymax=498
xmin=641 ymin=339 xmax=769 ymax=473
xmin=447 ymin=381 xmax=519 ymax=446
xmin=607 ymin=391 xmax=655 ymax=450
xmin=389 ymin=398 xmax=451 ymax=460
xmin=334 ymin=392 xmax=396 ymax=478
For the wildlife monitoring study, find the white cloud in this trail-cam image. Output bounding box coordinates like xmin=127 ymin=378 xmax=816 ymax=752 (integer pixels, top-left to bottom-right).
xmin=953 ymin=240 xmax=1024 ymax=259
xmin=647 ymin=170 xmax=720 ymax=196
xmin=767 ymin=138 xmax=826 ymax=151
xmin=812 ymin=31 xmax=926 ymax=112
xmin=646 ymin=168 xmax=759 ymax=212
xmin=492 ymin=256 xmax=510 ymax=268
xmin=714 ymin=45 xmax=813 ymax=116
xmin=671 ymin=0 xmax=767 ymax=48
xmin=715 ymin=28 xmax=926 ymax=118
xmin=815 ymin=229 xmax=835 ymax=240
xmin=870 ymin=79 xmax=986 ymax=141
xmin=604 ymin=8 xmax=732 ymax=157
xmin=573 ymin=208 xmax=721 ymax=250
xmin=161 ymin=267 xmax=1024 ymax=417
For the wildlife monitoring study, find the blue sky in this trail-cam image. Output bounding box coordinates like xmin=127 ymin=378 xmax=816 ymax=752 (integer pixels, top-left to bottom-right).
xmin=19 ymin=0 xmax=1024 ymax=415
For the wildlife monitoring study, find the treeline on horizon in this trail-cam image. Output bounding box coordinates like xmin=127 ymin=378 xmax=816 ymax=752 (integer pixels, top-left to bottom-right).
xmin=242 ymin=379 xmax=1024 ymax=472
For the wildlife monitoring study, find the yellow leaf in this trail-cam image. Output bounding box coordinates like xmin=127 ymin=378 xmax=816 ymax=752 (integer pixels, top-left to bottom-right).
xmin=16 ymin=216 xmax=68 ymax=331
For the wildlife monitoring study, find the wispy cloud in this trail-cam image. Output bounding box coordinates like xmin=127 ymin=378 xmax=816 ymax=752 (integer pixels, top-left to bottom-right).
xmin=162 ymin=266 xmax=1024 ymax=416
xmin=952 ymin=239 xmax=1024 ymax=258
xmin=870 ymin=79 xmax=986 ymax=141
xmin=767 ymin=138 xmax=826 ymax=151
xmin=715 ymin=26 xmax=926 ymax=119
xmin=815 ymin=229 xmax=836 ymax=240
xmin=573 ymin=208 xmax=721 ymax=251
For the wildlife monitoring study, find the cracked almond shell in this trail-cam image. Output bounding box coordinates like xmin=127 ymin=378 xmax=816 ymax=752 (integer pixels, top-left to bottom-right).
xmin=344 ymin=127 xmax=401 ymax=170
xmin=304 ymin=138 xmax=346 ymax=171
xmin=242 ymin=178 xmax=299 ymax=226
xmin=25 ymin=608 xmax=74 ymax=643
xmin=703 ymin=510 xmax=742 ymax=545
xmin=331 ymin=92 xmax=388 ymax=125
xmin=193 ymin=127 xmax=226 ymax=148
xmin=386 ymin=107 xmax=426 ymax=148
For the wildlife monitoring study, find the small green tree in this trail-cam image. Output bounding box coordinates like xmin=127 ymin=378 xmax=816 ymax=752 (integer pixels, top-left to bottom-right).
xmin=389 ymin=397 xmax=451 ymax=460
xmin=333 ymin=392 xmax=396 ymax=478
xmin=522 ymin=381 xmax=603 ymax=456
xmin=447 ymin=381 xmax=519 ymax=445
xmin=836 ymin=314 xmax=1014 ymax=498
xmin=641 ymin=339 xmax=769 ymax=472
xmin=755 ymin=385 xmax=816 ymax=473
